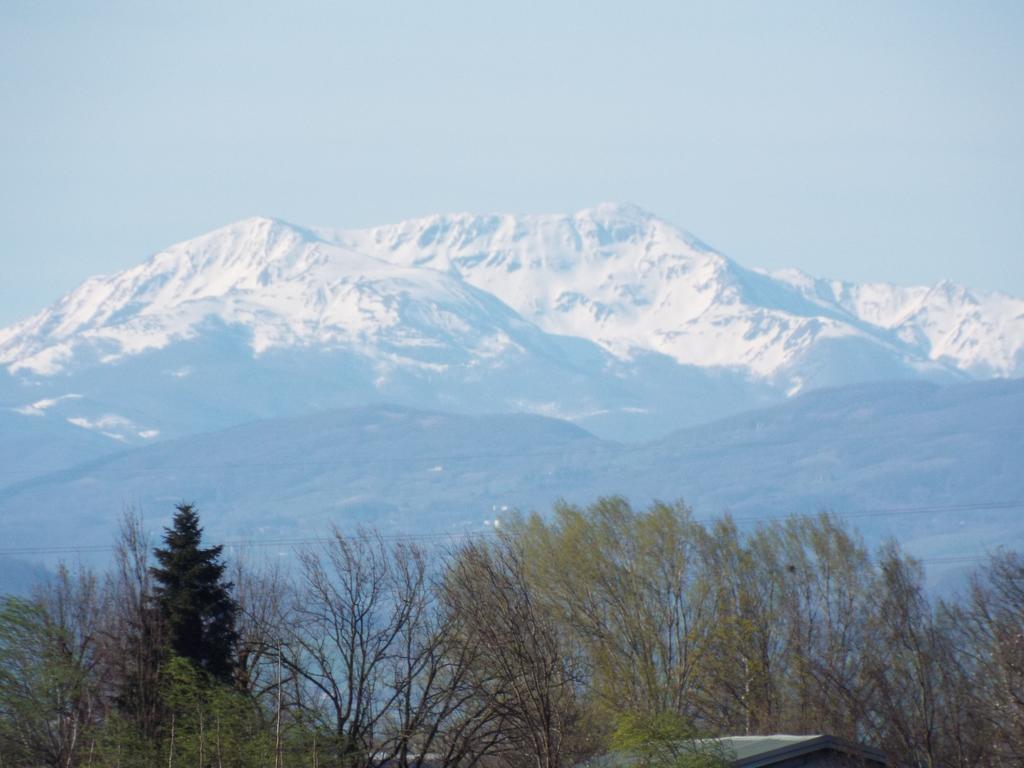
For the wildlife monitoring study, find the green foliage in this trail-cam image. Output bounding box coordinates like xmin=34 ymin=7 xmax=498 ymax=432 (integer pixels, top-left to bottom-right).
xmin=512 ymin=497 xmax=717 ymax=717
xmin=80 ymin=656 xmax=273 ymax=768
xmin=0 ymin=594 xmax=98 ymax=768
xmin=609 ymin=712 xmax=728 ymax=768
xmin=0 ymin=597 xmax=49 ymax=764
xmin=5 ymin=496 xmax=1022 ymax=768
xmin=610 ymin=711 xmax=692 ymax=753
xmin=152 ymin=503 xmax=238 ymax=682
xmin=159 ymin=656 xmax=274 ymax=768
xmin=90 ymin=712 xmax=160 ymax=768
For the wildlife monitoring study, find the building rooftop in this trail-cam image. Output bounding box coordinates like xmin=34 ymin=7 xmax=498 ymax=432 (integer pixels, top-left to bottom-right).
xmin=707 ymin=734 xmax=887 ymax=767
xmin=716 ymin=735 xmax=823 ymax=760
xmin=580 ymin=733 xmax=887 ymax=767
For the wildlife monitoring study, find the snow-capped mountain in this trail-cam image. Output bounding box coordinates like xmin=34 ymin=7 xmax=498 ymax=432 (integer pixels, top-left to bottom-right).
xmin=2 ymin=209 xmax=1022 ymax=593
xmin=0 ymin=217 xmax=543 ymax=376
xmin=1 ymin=205 xmax=1021 ymax=451
xmin=770 ymin=270 xmax=1024 ymax=379
xmin=335 ymin=203 xmax=1024 ymax=384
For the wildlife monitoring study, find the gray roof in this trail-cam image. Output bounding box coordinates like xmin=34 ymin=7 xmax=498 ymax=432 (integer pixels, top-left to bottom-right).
xmin=581 ymin=733 xmax=887 ymax=768
xmin=708 ymin=734 xmax=887 ymax=767
xmin=717 ymin=735 xmax=823 ymax=760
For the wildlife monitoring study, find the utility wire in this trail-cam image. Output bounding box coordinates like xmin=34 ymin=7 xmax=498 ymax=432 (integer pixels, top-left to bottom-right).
xmin=0 ymin=445 xmax=608 ymax=477
xmin=0 ymin=529 xmax=485 ymax=556
xmin=0 ymin=538 xmax=997 ymax=567
xmin=0 ymin=501 xmax=1018 ymax=558
xmin=726 ymin=500 xmax=1024 ymax=524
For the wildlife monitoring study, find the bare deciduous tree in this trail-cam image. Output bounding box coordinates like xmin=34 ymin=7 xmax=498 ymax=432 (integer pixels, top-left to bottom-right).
xmin=444 ymin=536 xmax=583 ymax=768
xmin=98 ymin=509 xmax=165 ymax=741
xmin=954 ymin=550 xmax=1024 ymax=766
xmin=0 ymin=564 xmax=102 ymax=768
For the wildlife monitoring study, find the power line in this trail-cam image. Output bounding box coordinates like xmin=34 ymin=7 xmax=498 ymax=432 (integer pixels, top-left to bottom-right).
xmin=0 ymin=445 xmax=608 ymax=478
xmin=0 ymin=537 xmax=998 ymax=568
xmin=0 ymin=501 xmax=1018 ymax=558
xmin=0 ymin=529 xmax=488 ymax=556
xmin=727 ymin=500 xmax=1024 ymax=524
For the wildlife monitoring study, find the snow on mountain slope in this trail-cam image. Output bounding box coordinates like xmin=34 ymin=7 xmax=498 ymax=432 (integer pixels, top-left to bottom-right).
xmin=338 ymin=203 xmax=835 ymax=375
xmin=5 ymin=205 xmax=1020 ymax=386
xmin=1 ymin=205 xmax=1020 ymax=452
xmin=0 ymin=217 xmax=544 ymax=376
xmin=770 ymin=270 xmax=1024 ymax=378
xmin=337 ymin=203 xmax=1023 ymax=382
xmin=0 ymin=403 xmax=127 ymax=491
xmin=8 ymin=215 xmax=779 ymax=446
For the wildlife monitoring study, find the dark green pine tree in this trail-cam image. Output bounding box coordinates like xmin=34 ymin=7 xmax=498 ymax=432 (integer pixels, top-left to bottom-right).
xmin=151 ymin=503 xmax=238 ymax=682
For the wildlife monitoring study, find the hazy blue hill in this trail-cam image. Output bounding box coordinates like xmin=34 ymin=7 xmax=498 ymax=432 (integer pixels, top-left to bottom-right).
xmin=1 ymin=379 xmax=1020 ymax=589
xmin=0 ymin=555 xmax=51 ymax=597
xmin=0 ymin=404 xmax=614 ymax=554
xmin=0 ymin=405 xmax=127 ymax=491
xmin=620 ymin=378 xmax=1024 ymax=558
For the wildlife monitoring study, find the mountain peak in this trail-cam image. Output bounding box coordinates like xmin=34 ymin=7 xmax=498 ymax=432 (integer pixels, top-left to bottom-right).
xmin=178 ymin=215 xmax=317 ymax=256
xmin=2 ymin=205 xmax=1022 ymax=383
xmin=575 ymin=201 xmax=654 ymax=223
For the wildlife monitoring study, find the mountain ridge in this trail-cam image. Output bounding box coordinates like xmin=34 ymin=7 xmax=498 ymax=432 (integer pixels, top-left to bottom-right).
xmin=4 ymin=205 xmax=1022 ymax=384
xmin=1 ymin=205 xmax=1020 ymax=452
xmin=333 ymin=203 xmax=1023 ymax=381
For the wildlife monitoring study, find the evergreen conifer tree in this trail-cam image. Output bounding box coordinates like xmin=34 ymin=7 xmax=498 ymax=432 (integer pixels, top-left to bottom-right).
xmin=151 ymin=503 xmax=238 ymax=682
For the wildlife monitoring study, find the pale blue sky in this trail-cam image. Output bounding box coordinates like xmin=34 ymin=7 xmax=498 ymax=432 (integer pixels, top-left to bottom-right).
xmin=2 ymin=1 xmax=1022 ymax=325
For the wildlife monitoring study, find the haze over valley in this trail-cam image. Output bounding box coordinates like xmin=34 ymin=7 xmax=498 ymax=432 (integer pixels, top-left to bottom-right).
xmin=1 ymin=205 xmax=1021 ymax=585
